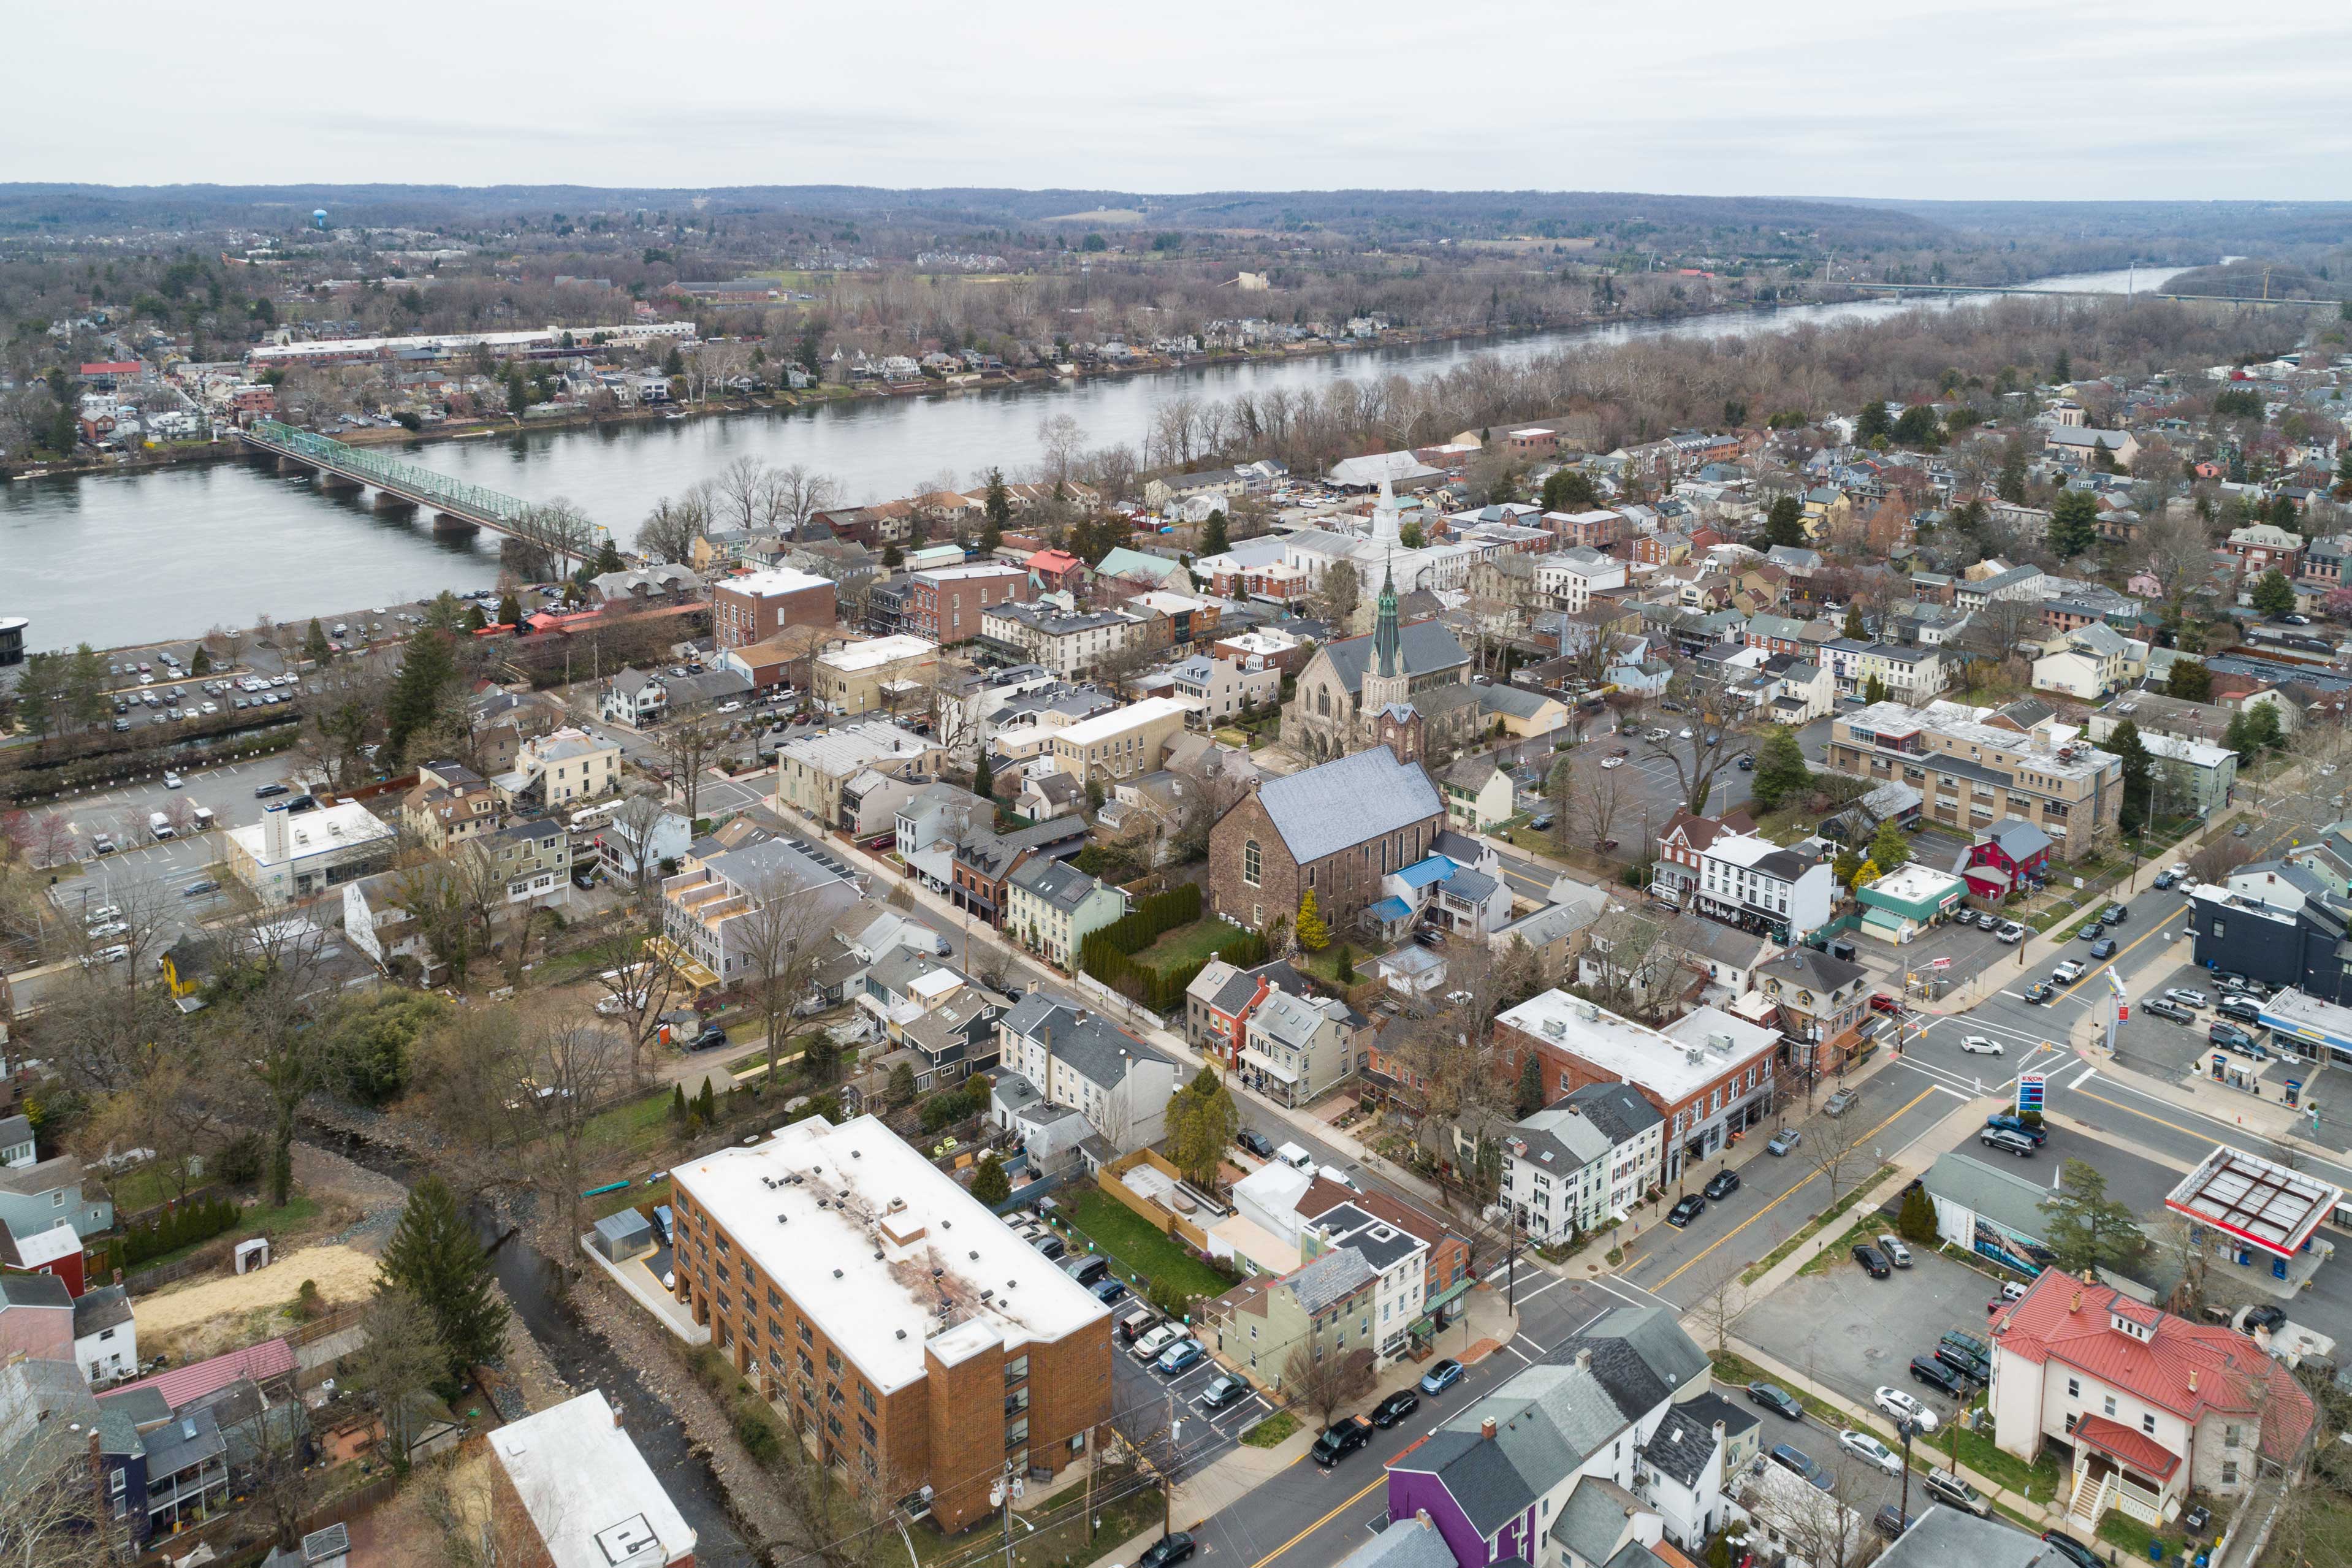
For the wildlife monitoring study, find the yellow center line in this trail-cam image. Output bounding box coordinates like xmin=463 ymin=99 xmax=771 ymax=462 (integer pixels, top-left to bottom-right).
xmin=1249 ymin=1474 xmax=1387 ymax=1568
xmin=1650 ymin=1086 xmax=1940 ymax=1293
xmin=2070 ymin=1085 xmax=2239 ymax=1145
xmin=2053 ymin=913 xmax=2178 ymax=1001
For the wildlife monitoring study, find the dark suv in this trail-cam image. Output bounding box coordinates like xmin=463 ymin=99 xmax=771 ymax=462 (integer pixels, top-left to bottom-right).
xmin=1311 ymin=1416 xmax=1374 ymax=1466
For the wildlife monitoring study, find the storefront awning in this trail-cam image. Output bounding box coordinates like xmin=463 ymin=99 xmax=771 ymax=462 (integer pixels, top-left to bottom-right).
xmin=1407 ymin=1276 xmax=1477 ymax=1339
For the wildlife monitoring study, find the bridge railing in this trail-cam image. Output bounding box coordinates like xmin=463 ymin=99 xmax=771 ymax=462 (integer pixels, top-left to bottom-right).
xmin=249 ymin=419 xmax=531 ymax=523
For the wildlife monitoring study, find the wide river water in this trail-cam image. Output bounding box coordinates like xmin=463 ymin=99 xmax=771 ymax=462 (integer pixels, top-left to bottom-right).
xmin=2 ymin=265 xmax=2177 ymax=652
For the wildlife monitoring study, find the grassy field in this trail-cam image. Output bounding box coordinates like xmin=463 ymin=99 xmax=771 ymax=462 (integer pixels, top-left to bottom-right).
xmin=1061 ymin=1187 xmax=1231 ymax=1303
xmin=1134 ymin=919 xmax=1237 ymax=973
xmin=531 ymin=933 xmax=637 ymax=988
xmin=1241 ymin=1412 xmax=1300 ymax=1448
xmin=581 ymin=1087 xmax=680 ymax=1168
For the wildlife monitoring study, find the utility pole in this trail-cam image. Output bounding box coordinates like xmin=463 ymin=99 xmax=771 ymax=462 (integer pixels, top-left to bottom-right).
xmin=989 ymin=1462 xmax=1024 ymax=1568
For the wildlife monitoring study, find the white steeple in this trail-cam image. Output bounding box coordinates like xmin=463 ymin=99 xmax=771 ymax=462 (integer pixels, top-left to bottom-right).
xmin=1369 ymin=476 xmax=1402 ymax=548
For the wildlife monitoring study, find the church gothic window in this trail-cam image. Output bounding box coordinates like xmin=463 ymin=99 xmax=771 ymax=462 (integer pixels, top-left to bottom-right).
xmin=1317 ymin=687 xmax=1330 ymax=717
xmin=1243 ymin=840 xmax=1262 ymax=886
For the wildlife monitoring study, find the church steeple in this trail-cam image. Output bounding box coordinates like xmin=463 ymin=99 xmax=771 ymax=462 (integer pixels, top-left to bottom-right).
xmin=1372 ymin=553 xmax=1401 ymax=679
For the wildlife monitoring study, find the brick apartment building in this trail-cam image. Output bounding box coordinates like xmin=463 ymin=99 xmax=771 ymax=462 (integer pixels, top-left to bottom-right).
xmin=1827 ymin=698 xmax=2123 ymax=851
xmin=906 ymin=563 xmax=1033 ymax=644
xmin=1491 ymin=991 xmax=1781 ymax=1184
xmin=668 ymin=1114 xmax=1112 ymax=1531
xmin=712 ymin=566 xmax=837 ymax=651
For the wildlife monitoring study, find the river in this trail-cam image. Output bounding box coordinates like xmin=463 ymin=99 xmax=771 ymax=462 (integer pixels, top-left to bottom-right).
xmin=2 ymin=265 xmax=2178 ymax=652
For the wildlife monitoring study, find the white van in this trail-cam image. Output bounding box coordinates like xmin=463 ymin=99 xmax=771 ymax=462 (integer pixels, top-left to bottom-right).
xmin=1318 ymin=1164 xmax=1362 ymax=1193
xmin=148 ymin=811 xmax=175 ymax=840
xmin=1276 ymin=1142 xmax=1314 ymax=1173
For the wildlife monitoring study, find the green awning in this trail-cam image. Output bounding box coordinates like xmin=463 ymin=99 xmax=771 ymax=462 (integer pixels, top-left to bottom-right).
xmin=1407 ymin=1277 xmax=1477 ymax=1339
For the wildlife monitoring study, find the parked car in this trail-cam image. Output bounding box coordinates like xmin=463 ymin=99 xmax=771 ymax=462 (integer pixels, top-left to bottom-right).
xmin=1703 ymin=1169 xmax=1741 ymax=1200
xmin=2102 ymin=902 xmax=2128 ymax=924
xmin=1200 ymin=1376 xmax=1250 ymax=1412
xmin=1936 ymin=1341 xmax=1993 ymax=1383
xmin=690 ymin=1023 xmax=728 ymax=1051
xmin=2041 ymin=1530 xmax=2102 ymax=1568
xmin=1235 ymin=1129 xmax=1276 ymax=1160
xmin=1747 ymin=1382 xmax=1805 ymax=1421
xmin=1980 ymin=1128 xmax=2038 ymax=1158
xmin=2142 ymin=999 xmax=2193 ymax=1024
xmin=1984 ymin=1114 xmax=2046 ymax=1145
xmin=1768 ymin=1444 xmax=1832 ymax=1491
xmin=1942 ymin=1328 xmax=1992 ymax=1361
xmin=1371 ymin=1389 xmax=1421 ymax=1428
xmin=2217 ymin=996 xmax=2264 ymax=1024
xmin=1924 ymin=1467 xmax=1991 ymax=1516
xmin=2090 ymin=937 xmax=2118 ymax=959
xmin=1765 ymin=1128 xmax=1802 ymax=1156
xmin=162 ymin=770 xmax=184 ymax=789
xmin=2210 ymin=1022 xmax=2265 ymax=1057
xmin=1030 ymin=1234 xmax=1068 ymax=1262
xmin=1135 ymin=1534 xmax=1196 ymax=1568
xmin=1838 ymin=1429 xmax=1903 ymax=1475
xmin=2239 ymin=1303 xmax=2289 ymax=1334
xmin=1909 ymin=1356 xmax=1970 ymax=1397
xmin=1419 ymin=1358 xmax=1464 ymax=1395
xmin=2165 ymin=988 xmax=2210 ymax=1008
xmin=1851 ymin=1244 xmax=1891 ymax=1278
xmin=85 ymin=945 xmax=131 ymax=966
xmin=1873 ymin=1504 xmax=1916 ymax=1541
xmin=1959 ymin=1034 xmax=2004 ymax=1056
xmin=2153 ymin=869 xmax=2179 ymax=889
xmin=1823 ymin=1089 xmax=1860 ymax=1117
xmin=1666 ymin=1194 xmax=1707 ymax=1228
xmin=86 ymin=921 xmax=130 ymax=940
xmin=2023 ymin=981 xmax=2056 ymax=1003
xmin=1090 ymin=1277 xmax=1130 ymax=1306
xmin=1133 ymin=1324 xmax=1184 ymax=1363
xmin=1119 ymin=1309 xmax=1162 ymax=1345
xmin=1875 ymin=1234 xmax=1912 ymax=1268
xmin=1311 ymin=1416 xmax=1374 ymax=1465
xmin=1997 ymin=922 xmax=2026 ymax=944
xmin=1155 ymin=1340 xmax=1205 ymax=1376
xmin=1874 ymin=1385 xmax=1938 ymax=1432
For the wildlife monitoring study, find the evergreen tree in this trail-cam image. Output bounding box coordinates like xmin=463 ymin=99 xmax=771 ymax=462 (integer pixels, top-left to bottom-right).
xmin=888 ymin=1062 xmax=918 ymax=1108
xmin=2052 ymin=348 xmax=2072 ymax=384
xmin=2222 ymin=709 xmax=2254 ymax=761
xmin=2047 ymin=489 xmax=2099 ymax=558
xmin=383 ymin=628 xmax=456 ymax=766
xmin=881 ymin=543 xmax=903 ymax=569
xmin=1201 ymin=509 xmax=1229 ymax=557
xmin=2250 ymin=568 xmax=2297 ymax=620
xmin=1996 ymin=441 xmax=2028 ymax=503
xmin=2099 ymin=718 xmax=2155 ymax=832
xmin=421 ymin=590 xmax=467 ymax=633
xmin=1855 ymin=403 xmax=1893 ymax=444
xmin=305 ymin=618 xmax=333 ymax=665
xmin=696 ymin=1079 xmax=716 ymax=1125
xmin=1540 ymin=468 xmax=1599 ymax=513
xmin=1897 ymin=1182 xmax=1938 ymax=1244
xmin=983 ymin=468 xmax=1012 ymax=536
xmin=1867 ymin=819 xmax=1912 ymax=873
xmin=1295 ymin=889 xmax=1330 ymax=951
xmin=1863 ymin=674 xmax=1888 ymax=704
xmin=2038 ymin=1158 xmax=2144 ymax=1274
xmin=1516 ymin=1054 xmax=1544 ymax=1116
xmin=1336 ymin=944 xmax=1355 ymax=983
xmin=1748 ymin=725 xmax=1812 ymax=811
xmin=2245 ymin=701 xmax=2283 ymax=752
xmin=378 ymin=1175 xmax=508 ymax=1380
xmin=1842 ymin=602 xmax=1866 ymax=639
xmin=190 ymin=647 xmax=212 ymax=675
xmin=671 ymin=1083 xmax=688 ymax=1122
xmin=463 ymin=604 xmax=487 ymax=633
xmin=595 ymin=538 xmax=625 ymax=575
xmin=2335 ymin=447 xmax=2352 ymax=500
xmin=1763 ymin=494 xmax=1806 ymax=547
xmin=970 ymin=1152 xmax=1012 ymax=1206
xmin=972 ymin=750 xmax=995 ymax=801
xmin=2164 ymin=658 xmax=2212 ymax=701
xmin=1892 ymin=405 xmax=1943 ymax=450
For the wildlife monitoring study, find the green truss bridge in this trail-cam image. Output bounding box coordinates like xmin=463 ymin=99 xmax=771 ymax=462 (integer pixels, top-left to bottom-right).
xmin=236 ymin=420 xmax=592 ymax=542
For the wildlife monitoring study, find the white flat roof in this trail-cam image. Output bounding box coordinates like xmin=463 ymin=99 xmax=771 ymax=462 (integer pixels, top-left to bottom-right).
xmin=916 ymin=563 xmax=1026 ymax=582
xmin=723 ymin=566 xmax=833 ymax=599
xmin=1499 ymin=991 xmax=1778 ymax=1102
xmin=820 ymin=633 xmax=938 ymax=672
xmin=1866 ymin=863 xmax=1966 ymax=902
xmin=1050 ymin=696 xmax=1191 ymax=747
xmin=225 ymin=801 xmax=394 ymax=867
xmin=490 ymin=1390 xmax=695 ymax=1568
xmin=673 ymin=1114 xmax=1106 ymax=1394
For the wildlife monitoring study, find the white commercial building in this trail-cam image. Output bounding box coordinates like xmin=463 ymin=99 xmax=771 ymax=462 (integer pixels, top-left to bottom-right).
xmin=224 ymin=800 xmax=397 ymax=907
xmin=1689 ymin=831 xmax=1836 ymax=945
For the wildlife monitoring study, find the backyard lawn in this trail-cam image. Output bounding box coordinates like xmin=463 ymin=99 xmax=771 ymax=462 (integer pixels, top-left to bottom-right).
xmin=1060 ymin=1187 xmax=1231 ymax=1303
xmin=1133 ymin=919 xmax=1238 ymax=973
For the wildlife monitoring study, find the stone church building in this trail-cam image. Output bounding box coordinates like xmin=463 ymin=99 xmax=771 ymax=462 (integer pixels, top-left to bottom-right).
xmin=1208 ymin=744 xmax=1447 ymax=935
xmin=1280 ymin=560 xmax=1479 ymax=763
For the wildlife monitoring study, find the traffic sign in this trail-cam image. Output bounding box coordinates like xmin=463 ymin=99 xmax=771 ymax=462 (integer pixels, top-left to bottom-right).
xmin=1931 ymin=956 xmax=1952 ymax=970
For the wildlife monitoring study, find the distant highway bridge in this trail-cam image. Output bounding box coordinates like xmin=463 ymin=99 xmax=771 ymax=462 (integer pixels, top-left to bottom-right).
xmin=235 ymin=420 xmax=604 ymax=544
xmin=1840 ymin=281 xmax=2339 ymax=308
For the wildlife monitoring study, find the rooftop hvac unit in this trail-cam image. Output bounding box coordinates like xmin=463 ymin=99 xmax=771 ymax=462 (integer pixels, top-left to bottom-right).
xmin=1707 ymin=1033 xmax=1734 ymax=1053
xmin=1573 ymin=999 xmax=1600 ymax=1022
xmin=1543 ymin=1018 xmax=1567 ymax=1039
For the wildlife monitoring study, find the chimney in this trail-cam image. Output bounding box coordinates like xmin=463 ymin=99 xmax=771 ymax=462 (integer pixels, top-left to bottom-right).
xmin=2188 ymin=1369 xmax=2198 ymax=1395
xmin=1416 ymin=1510 xmax=1433 ymax=1532
xmin=2069 ymin=1288 xmax=2084 ymax=1314
xmin=613 ymin=1402 xmax=625 ymax=1429
xmin=1480 ymin=1418 xmax=1498 ymax=1442
xmin=1713 ymin=1420 xmax=1726 ymax=1450
xmin=1575 ymin=1347 xmax=1593 ymax=1371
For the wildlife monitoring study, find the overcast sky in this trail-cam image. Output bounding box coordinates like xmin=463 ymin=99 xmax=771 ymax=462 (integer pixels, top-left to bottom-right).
xmin=12 ymin=0 xmax=2350 ymax=199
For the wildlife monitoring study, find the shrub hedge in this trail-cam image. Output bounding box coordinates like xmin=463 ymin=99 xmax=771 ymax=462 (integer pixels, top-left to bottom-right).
xmin=1078 ymin=886 xmax=1274 ymax=1011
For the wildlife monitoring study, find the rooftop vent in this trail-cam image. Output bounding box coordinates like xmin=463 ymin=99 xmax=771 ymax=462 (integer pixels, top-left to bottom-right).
xmin=833 ymin=1269 xmax=844 ymax=1279
xmin=897 ymin=1330 xmax=908 ymax=1340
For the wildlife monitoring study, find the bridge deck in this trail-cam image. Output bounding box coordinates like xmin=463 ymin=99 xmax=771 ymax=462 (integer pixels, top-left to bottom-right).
xmin=238 ymin=419 xmax=536 ymax=536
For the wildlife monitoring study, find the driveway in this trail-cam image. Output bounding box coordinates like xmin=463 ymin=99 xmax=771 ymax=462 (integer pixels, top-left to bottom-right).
xmin=1735 ymin=1244 xmax=1996 ymax=1422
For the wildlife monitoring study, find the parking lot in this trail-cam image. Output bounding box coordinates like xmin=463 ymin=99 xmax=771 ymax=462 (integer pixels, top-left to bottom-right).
xmin=1109 ymin=1307 xmax=1277 ymax=1476
xmin=1735 ymin=1243 xmax=1998 ymax=1433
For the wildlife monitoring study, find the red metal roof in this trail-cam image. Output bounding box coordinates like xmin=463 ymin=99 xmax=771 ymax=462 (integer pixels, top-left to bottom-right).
xmin=115 ymin=1337 xmax=295 ymax=1409
xmin=2071 ymin=1415 xmax=2180 ymax=1480
xmin=80 ymin=361 xmax=142 ymax=375
xmin=1992 ymin=1273 xmax=2313 ymax=1461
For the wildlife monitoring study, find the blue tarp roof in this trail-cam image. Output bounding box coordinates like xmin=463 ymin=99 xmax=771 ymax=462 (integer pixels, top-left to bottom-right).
xmin=1367 ymin=896 xmax=1414 ymax=922
xmin=1394 ymin=855 xmax=1457 ymax=890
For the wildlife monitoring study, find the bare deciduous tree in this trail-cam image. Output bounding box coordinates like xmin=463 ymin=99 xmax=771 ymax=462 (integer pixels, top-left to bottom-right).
xmin=1280 ymin=1341 xmax=1375 ymax=1427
